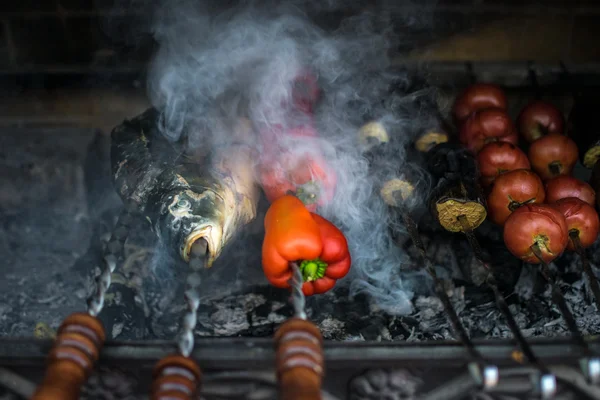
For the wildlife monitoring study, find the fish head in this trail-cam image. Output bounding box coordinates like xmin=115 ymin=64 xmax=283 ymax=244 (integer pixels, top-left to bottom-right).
xmin=149 ymin=184 xmax=226 ymax=268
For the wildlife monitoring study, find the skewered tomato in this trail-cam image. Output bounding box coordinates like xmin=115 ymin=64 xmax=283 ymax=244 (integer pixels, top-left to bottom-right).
xmin=503 ymin=204 xmax=568 ymax=264
xmin=477 ymin=142 xmax=531 ymax=187
xmin=545 ymin=175 xmax=596 ymax=206
xmin=552 ymin=197 xmax=600 ymax=250
xmin=459 ymin=108 xmax=519 ymax=154
xmin=528 ymin=133 xmax=579 ymax=181
xmin=452 ymin=83 xmax=508 ymax=127
xmin=258 ymin=124 xmax=336 ymax=211
xmin=486 ymin=169 xmax=545 ymax=225
xmin=516 ymin=100 xmax=565 ymax=143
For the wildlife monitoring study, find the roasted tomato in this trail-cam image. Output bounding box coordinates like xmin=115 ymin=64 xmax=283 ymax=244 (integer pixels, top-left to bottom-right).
xmin=477 ymin=142 xmax=531 ymax=187
xmin=545 ymin=175 xmax=596 ymax=206
xmin=516 ymin=100 xmax=565 ymax=143
xmin=552 ymin=197 xmax=600 ymax=251
xmin=459 ymin=108 xmax=518 ymax=154
xmin=486 ymin=169 xmax=545 ymax=225
xmin=503 ymin=204 xmax=568 ymax=264
xmin=452 ymin=83 xmax=508 ymax=127
xmin=528 ymin=133 xmax=579 ymax=180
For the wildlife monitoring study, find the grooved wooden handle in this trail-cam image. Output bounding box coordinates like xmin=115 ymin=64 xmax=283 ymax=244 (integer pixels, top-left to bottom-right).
xmin=150 ymin=354 xmax=202 ymax=400
xmin=31 ymin=313 xmax=105 ymax=400
xmin=274 ymin=318 xmax=324 ymax=400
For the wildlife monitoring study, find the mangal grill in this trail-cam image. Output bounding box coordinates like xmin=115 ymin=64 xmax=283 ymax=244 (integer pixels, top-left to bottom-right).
xmin=2 ymin=3 xmax=600 ymax=400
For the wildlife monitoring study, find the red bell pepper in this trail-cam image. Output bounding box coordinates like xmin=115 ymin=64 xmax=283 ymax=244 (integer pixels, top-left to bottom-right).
xmin=257 ymin=124 xmax=337 ymax=212
xmin=291 ymin=71 xmax=320 ymax=115
xmin=262 ymin=195 xmax=351 ymax=296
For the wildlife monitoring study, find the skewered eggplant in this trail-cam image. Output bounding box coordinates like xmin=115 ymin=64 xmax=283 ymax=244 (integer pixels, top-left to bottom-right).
xmin=111 ymin=108 xmax=260 ymax=267
xmin=427 ymin=142 xmax=487 ymax=232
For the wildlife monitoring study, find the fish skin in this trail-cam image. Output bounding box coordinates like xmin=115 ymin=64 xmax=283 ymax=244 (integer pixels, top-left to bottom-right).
xmin=112 ymin=108 xmax=259 ymax=267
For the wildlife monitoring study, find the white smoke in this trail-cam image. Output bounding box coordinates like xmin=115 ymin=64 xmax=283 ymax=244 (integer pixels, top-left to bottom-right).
xmin=146 ymin=0 xmax=440 ymax=315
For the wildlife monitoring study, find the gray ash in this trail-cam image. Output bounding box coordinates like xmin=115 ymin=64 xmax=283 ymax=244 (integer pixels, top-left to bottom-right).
xmin=1 ymin=103 xmax=600 ymax=352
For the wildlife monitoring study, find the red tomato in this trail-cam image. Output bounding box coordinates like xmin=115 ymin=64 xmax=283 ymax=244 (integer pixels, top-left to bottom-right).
xmin=528 ymin=133 xmax=579 ymax=180
xmin=460 ymin=108 xmax=518 ymax=154
xmin=552 ymin=197 xmax=599 ymax=251
xmin=452 ymin=83 xmax=508 ymax=127
xmin=486 ymin=169 xmax=545 ymax=226
xmin=545 ymin=175 xmax=596 ymax=206
xmin=503 ymin=203 xmax=568 ymax=264
xmin=477 ymin=142 xmax=531 ymax=188
xmin=517 ymin=100 xmax=565 ymax=143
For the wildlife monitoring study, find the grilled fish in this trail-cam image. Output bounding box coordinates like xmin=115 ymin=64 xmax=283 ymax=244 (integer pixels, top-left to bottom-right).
xmin=111 ymin=108 xmax=260 ymax=267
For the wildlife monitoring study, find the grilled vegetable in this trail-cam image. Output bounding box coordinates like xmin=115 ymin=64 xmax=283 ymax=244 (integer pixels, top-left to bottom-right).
xmin=258 ymin=124 xmax=336 ymax=212
xmin=427 ymin=143 xmax=487 ymax=232
xmin=459 ymin=108 xmax=519 ymax=154
xmin=291 ymin=71 xmax=320 ymax=115
xmin=414 ymin=130 xmax=449 ymax=153
xmin=358 ymin=121 xmax=390 ymax=150
xmin=363 ymin=141 xmax=427 ymax=211
xmin=553 ymin=197 xmax=600 ymax=251
xmin=112 ymin=109 xmax=260 ymax=267
xmin=477 ymin=142 xmax=531 ymax=188
xmin=504 ymin=204 xmax=568 ymax=264
xmin=486 ymin=169 xmax=545 ymax=226
xmin=528 ymin=133 xmax=579 ymax=180
xmin=568 ymin=92 xmax=600 ymax=169
xmin=262 ymin=195 xmax=351 ymax=296
xmin=452 ymin=83 xmax=508 ymax=127
xmin=545 ymin=175 xmax=596 ymax=206
xmin=517 ymin=100 xmax=565 ymax=143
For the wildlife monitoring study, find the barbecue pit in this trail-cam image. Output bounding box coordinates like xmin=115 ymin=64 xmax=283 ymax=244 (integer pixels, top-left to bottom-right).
xmin=2 ymin=1 xmax=600 ymax=399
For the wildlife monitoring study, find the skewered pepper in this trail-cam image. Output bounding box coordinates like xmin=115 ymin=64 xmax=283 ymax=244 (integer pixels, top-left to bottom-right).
xmin=262 ymin=195 xmax=351 ymax=296
xmin=258 ymin=124 xmax=337 ymax=211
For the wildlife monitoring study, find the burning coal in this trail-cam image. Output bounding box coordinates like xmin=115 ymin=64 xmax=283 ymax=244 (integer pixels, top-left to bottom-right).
xmin=138 ymin=0 xmax=441 ymax=315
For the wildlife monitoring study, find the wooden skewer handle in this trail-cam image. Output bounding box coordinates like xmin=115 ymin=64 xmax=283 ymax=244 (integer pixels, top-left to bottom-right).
xmin=274 ymin=318 xmax=324 ymax=400
xmin=150 ymin=354 xmax=202 ymax=400
xmin=31 ymin=313 xmax=105 ymax=400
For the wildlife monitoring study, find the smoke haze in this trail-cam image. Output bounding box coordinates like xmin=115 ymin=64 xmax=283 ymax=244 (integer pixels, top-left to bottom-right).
xmin=144 ymin=0 xmax=440 ymax=315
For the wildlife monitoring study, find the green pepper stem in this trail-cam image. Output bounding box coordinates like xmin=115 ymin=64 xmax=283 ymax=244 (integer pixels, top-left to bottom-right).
xmin=299 ymin=259 xmax=328 ymax=282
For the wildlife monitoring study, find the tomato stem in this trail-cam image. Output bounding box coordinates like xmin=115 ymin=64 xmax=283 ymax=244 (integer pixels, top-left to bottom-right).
xmin=568 ymin=229 xmax=581 ymax=240
xmin=548 ymin=161 xmax=562 ymax=176
xmin=507 ymin=197 xmax=536 ymax=212
xmin=537 ymin=123 xmax=549 ymax=137
xmin=295 ymin=181 xmax=319 ymax=205
xmin=300 ymin=258 xmax=328 ymax=282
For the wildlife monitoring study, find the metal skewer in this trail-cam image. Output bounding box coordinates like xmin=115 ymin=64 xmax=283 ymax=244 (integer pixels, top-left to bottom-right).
xmin=87 ymin=208 xmax=134 ymax=317
xmin=395 ymin=203 xmax=499 ymax=390
xmin=273 ymin=262 xmax=325 ymax=400
xmin=571 ymin=232 xmax=600 ymax=314
xmin=289 ymin=262 xmax=308 ymax=320
xmin=178 ymin=238 xmax=209 ymax=357
xmin=31 ymin=208 xmax=135 ymax=400
xmin=149 ymin=238 xmax=208 ymax=400
xmin=530 ymin=243 xmax=600 ymax=385
xmin=456 ymin=215 xmax=557 ymax=398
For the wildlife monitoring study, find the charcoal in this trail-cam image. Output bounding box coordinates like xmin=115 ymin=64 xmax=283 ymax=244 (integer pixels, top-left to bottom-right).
xmin=3 ymin=123 xmax=600 ymax=370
